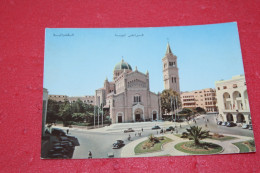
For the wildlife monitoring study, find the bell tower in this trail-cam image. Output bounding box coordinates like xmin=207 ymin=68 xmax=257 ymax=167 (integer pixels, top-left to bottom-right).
xmin=162 ymin=43 xmax=180 ymax=93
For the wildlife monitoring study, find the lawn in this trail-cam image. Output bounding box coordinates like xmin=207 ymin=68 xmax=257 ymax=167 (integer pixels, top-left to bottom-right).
xmin=134 ymin=136 xmax=172 ymax=154
xmin=174 ymin=133 xmax=237 ymax=141
xmin=233 ymin=140 xmax=256 ymax=153
xmin=174 ymin=141 xmax=223 ymax=155
xmin=209 ymin=135 xmax=237 ymax=141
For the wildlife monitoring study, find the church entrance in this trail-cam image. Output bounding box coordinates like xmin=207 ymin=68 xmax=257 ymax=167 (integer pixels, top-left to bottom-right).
xmin=152 ymin=110 xmax=157 ymax=121
xmin=134 ymin=108 xmax=143 ymax=122
xmin=118 ymin=116 xmax=122 ymax=123
xmin=135 ymin=114 xmax=141 ymax=121
xmin=153 ymin=113 xmax=157 ymax=120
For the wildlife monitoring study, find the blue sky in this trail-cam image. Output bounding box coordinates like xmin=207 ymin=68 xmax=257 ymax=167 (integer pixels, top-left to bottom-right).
xmin=44 ymin=22 xmax=244 ymax=96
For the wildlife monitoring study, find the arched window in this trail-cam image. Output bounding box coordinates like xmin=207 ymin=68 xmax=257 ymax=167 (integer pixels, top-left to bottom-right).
xmin=134 ymin=95 xmax=141 ymax=103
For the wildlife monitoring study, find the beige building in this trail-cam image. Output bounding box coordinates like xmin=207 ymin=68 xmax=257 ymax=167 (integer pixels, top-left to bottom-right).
xmin=162 ymin=43 xmax=180 ymax=93
xmin=96 ymin=59 xmax=160 ymax=123
xmin=48 ymin=95 xmax=95 ymax=105
xmin=180 ymin=88 xmax=218 ymax=113
xmin=215 ymin=75 xmax=251 ymax=124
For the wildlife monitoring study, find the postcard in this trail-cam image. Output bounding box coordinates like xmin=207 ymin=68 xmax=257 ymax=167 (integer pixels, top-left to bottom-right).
xmin=41 ymin=22 xmax=255 ymax=159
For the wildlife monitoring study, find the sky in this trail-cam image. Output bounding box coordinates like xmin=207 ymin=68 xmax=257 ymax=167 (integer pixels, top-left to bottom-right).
xmin=44 ymin=22 xmax=244 ymax=96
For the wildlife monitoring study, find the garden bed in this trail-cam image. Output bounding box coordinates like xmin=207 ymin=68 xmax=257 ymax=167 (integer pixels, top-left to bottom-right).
xmin=134 ymin=136 xmax=172 ymax=154
xmin=174 ymin=141 xmax=223 ymax=155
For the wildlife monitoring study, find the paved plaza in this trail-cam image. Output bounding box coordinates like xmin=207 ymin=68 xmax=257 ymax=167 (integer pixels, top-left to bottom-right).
xmin=53 ymin=114 xmax=254 ymax=159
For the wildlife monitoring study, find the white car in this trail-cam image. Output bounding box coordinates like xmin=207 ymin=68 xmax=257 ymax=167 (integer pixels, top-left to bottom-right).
xmin=242 ymin=124 xmax=249 ymax=129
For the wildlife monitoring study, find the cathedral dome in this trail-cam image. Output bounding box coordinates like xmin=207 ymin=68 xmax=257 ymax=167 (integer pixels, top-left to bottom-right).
xmin=114 ymin=59 xmax=132 ymax=71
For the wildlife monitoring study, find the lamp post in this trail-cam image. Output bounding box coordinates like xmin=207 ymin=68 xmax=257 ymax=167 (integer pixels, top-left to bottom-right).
xmin=102 ymin=106 xmax=104 ymax=127
xmin=98 ymin=106 xmax=100 ymax=128
xmin=94 ymin=105 xmax=96 ymax=128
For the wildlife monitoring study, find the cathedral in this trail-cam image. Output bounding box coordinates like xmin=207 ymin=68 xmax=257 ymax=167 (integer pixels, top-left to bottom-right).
xmin=95 ymin=43 xmax=180 ymax=123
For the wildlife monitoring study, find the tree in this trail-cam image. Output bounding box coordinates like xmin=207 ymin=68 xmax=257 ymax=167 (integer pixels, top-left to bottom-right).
xmin=72 ymin=113 xmax=86 ymax=122
xmin=195 ymin=107 xmax=206 ymax=114
xmin=59 ymin=102 xmax=72 ymax=126
xmin=181 ymin=126 xmax=210 ymax=146
xmin=46 ymin=99 xmax=61 ymax=123
xmin=160 ymin=89 xmax=181 ymax=114
xmin=71 ymin=99 xmax=86 ymax=113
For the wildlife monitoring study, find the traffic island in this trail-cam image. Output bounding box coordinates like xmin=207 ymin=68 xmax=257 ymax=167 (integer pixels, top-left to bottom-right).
xmin=134 ymin=135 xmax=172 ymax=154
xmin=174 ymin=141 xmax=223 ymax=155
xmin=233 ymin=140 xmax=256 ymax=153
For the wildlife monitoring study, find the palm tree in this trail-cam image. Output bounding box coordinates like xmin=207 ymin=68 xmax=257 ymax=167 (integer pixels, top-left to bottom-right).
xmin=182 ymin=126 xmax=210 ymax=146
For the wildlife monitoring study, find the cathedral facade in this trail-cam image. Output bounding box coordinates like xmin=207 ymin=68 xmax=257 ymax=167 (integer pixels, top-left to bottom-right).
xmin=95 ymin=43 xmax=180 ymax=123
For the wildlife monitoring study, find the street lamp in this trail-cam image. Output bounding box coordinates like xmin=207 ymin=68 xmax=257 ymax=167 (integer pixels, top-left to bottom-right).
xmin=94 ymin=106 xmax=96 ymax=128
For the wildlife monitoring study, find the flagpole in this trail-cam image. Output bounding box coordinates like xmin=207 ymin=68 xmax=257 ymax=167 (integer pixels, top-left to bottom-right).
xmin=94 ymin=106 xmax=95 ymax=128
xmin=98 ymin=106 xmax=100 ymax=128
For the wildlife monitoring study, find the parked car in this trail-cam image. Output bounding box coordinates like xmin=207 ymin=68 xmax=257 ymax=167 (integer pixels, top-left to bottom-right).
xmin=124 ymin=128 xmax=135 ymax=133
xmin=166 ymin=126 xmax=175 ymax=131
xmin=249 ymin=125 xmax=253 ymax=130
xmin=226 ymin=122 xmax=237 ymax=127
xmin=217 ymin=121 xmax=222 ymax=125
xmin=242 ymin=124 xmax=249 ymax=129
xmin=152 ymin=125 xmax=161 ymax=130
xmin=221 ymin=122 xmax=228 ymax=126
xmin=107 ymin=152 xmax=114 ymax=158
xmin=113 ymin=140 xmax=125 ymax=149
xmin=51 ymin=128 xmax=66 ymax=136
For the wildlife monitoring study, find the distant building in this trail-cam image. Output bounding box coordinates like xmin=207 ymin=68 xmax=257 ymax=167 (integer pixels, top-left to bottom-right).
xmin=68 ymin=96 xmax=95 ymax=105
xmin=48 ymin=95 xmax=95 ymax=105
xmin=48 ymin=95 xmax=68 ymax=102
xmin=42 ymin=88 xmax=48 ymax=136
xmin=215 ymin=75 xmax=251 ymax=124
xmin=180 ymin=88 xmax=218 ymax=113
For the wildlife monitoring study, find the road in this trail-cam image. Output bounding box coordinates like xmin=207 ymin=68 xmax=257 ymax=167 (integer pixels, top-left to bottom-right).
xmin=63 ymin=114 xmax=254 ymax=159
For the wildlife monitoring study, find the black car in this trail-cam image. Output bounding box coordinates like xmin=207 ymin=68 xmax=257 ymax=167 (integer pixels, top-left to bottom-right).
xmin=217 ymin=121 xmax=222 ymax=125
xmin=226 ymin=122 xmax=236 ymax=127
xmin=51 ymin=128 xmax=66 ymax=136
xmin=113 ymin=140 xmax=125 ymax=149
xmin=166 ymin=126 xmax=175 ymax=131
xmin=152 ymin=125 xmax=161 ymax=130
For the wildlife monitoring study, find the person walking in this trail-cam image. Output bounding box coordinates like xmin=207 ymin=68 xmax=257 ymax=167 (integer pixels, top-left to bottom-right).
xmin=128 ymin=134 xmax=131 ymax=141
xmin=67 ymin=129 xmax=69 ymax=135
xmin=88 ymin=151 xmax=92 ymax=159
xmin=141 ymin=128 xmax=143 ymax=132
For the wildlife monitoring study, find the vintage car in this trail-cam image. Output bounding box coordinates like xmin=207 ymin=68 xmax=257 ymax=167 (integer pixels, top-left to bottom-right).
xmin=113 ymin=140 xmax=125 ymax=149
xmin=124 ymin=128 xmax=135 ymax=133
xmin=152 ymin=125 xmax=161 ymax=130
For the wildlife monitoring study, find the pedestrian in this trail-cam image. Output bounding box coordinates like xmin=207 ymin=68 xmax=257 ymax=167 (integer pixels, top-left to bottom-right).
xmin=180 ymin=124 xmax=182 ymax=128
xmin=207 ymin=119 xmax=209 ymax=122
xmin=205 ymin=123 xmax=208 ymax=128
xmin=128 ymin=134 xmax=131 ymax=141
xmin=88 ymin=151 xmax=92 ymax=159
xmin=176 ymin=129 xmax=178 ymax=134
xmin=141 ymin=128 xmax=143 ymax=132
xmin=135 ymin=133 xmax=136 ymax=136
xmin=67 ymin=129 xmax=69 ymax=135
xmin=157 ymin=130 xmax=158 ymax=135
